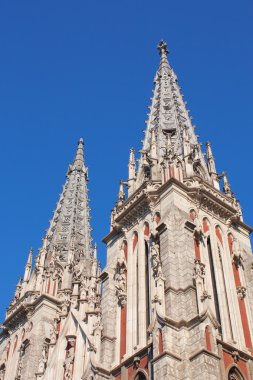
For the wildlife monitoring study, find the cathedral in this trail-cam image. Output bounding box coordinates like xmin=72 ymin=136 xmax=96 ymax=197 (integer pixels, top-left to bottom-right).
xmin=0 ymin=41 xmax=253 ymax=380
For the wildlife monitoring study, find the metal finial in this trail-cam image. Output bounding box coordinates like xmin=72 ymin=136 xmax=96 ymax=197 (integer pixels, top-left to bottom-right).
xmin=157 ymin=40 xmax=169 ymax=57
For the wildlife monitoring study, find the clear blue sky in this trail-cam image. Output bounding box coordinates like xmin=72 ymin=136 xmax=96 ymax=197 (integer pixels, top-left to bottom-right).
xmin=0 ymin=0 xmax=252 ymax=321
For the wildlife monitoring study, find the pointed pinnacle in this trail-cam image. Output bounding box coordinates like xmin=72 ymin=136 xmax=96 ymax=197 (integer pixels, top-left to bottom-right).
xmin=157 ymin=40 xmax=169 ymax=57
xmin=205 ymin=141 xmax=213 ymax=158
xmin=27 ymin=247 xmax=33 ymax=266
xmin=73 ymin=138 xmax=85 ymax=171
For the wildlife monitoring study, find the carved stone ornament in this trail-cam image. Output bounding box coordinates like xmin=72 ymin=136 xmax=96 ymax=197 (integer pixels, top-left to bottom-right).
xmin=15 ymin=341 xmax=26 ymax=380
xmin=63 ymin=337 xmax=76 ymax=380
xmin=151 ymin=241 xmax=162 ymax=278
xmin=133 ymin=356 xmax=140 ymax=369
xmin=0 ymin=365 xmax=5 ymax=380
xmin=231 ymin=350 xmax=240 ymax=363
xmin=115 ymin=245 xmax=127 ymax=306
xmin=232 ymin=239 xmax=244 ymax=269
xmin=237 ymin=286 xmax=246 ymax=300
xmin=200 ymin=290 xmax=211 ymax=302
xmin=193 ymin=259 xmax=205 ymax=280
xmin=50 ymin=318 xmax=59 ymax=345
xmin=37 ymin=342 xmax=49 ymax=374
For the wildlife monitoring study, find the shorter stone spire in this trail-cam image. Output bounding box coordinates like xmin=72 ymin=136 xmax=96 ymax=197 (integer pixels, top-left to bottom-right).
xmin=73 ymin=138 xmax=85 ymax=172
xmin=117 ymin=180 xmax=125 ymax=206
xmin=206 ymin=141 xmax=220 ymax=190
xmin=206 ymin=142 xmax=216 ymax=174
xmin=222 ymin=172 xmax=232 ymax=196
xmin=150 ymin=129 xmax=158 ymax=160
xmin=157 ymin=40 xmax=170 ymax=67
xmin=23 ymin=247 xmax=33 ymax=283
xmin=128 ymin=148 xmax=136 ymax=196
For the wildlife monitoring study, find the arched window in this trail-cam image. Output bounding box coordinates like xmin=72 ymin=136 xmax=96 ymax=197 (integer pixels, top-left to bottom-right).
xmin=207 ymin=235 xmax=222 ymax=334
xmin=133 ymin=232 xmax=139 ymax=345
xmin=144 ymin=223 xmax=150 ymax=332
xmin=228 ymin=367 xmax=245 ymax=380
xmin=215 ymin=226 xmax=233 ymax=340
xmin=134 ymin=371 xmax=147 ymax=380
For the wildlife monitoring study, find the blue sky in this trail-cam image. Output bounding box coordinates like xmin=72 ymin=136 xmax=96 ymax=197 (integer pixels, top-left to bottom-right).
xmin=0 ymin=0 xmax=252 ymax=321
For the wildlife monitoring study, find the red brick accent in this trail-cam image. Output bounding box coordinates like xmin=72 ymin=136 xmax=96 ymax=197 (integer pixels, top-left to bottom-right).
xmin=194 ymin=237 xmax=200 ymax=261
xmin=120 ymin=305 xmax=127 ymax=359
xmin=228 ymin=234 xmax=252 ymax=349
xmin=128 ymin=354 xmax=148 ymax=379
xmin=205 ymin=326 xmax=212 ymax=351
xmin=203 ymin=218 xmax=209 ymax=233
xmin=158 ymin=329 xmax=163 ymax=354
xmin=215 ymin=226 xmax=223 ymax=246
xmin=223 ymin=350 xmax=249 ymax=380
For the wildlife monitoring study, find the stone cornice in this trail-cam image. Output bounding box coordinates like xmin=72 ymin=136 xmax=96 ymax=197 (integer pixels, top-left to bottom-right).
xmin=152 ymin=350 xmax=182 ymax=363
xmin=4 ymin=292 xmax=61 ymax=329
xmin=217 ymin=339 xmax=253 ymax=361
xmin=103 ymin=176 xmax=252 ymax=244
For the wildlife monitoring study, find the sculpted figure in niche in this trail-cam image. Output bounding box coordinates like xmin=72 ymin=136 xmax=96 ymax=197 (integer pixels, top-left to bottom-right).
xmin=115 ymin=245 xmax=127 ymax=305
xmin=16 ymin=342 xmax=26 ymax=379
xmin=63 ymin=339 xmax=75 ymax=380
xmin=38 ymin=343 xmax=48 ymax=374
xmin=0 ymin=365 xmax=5 ymax=380
xmin=151 ymin=241 xmax=162 ymax=278
xmin=50 ymin=319 xmax=59 ymax=345
xmin=232 ymin=239 xmax=244 ymax=268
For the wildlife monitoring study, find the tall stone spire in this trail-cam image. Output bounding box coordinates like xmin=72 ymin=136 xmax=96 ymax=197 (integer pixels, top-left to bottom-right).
xmin=44 ymin=138 xmax=92 ymax=262
xmin=136 ymin=40 xmax=210 ymax=188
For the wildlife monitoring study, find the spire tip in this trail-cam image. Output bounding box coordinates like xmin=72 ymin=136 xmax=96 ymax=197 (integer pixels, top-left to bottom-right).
xmin=157 ymin=40 xmax=169 ymax=56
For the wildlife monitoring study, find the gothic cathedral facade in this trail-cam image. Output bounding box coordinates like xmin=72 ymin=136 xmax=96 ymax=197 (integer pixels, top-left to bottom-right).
xmin=0 ymin=41 xmax=253 ymax=380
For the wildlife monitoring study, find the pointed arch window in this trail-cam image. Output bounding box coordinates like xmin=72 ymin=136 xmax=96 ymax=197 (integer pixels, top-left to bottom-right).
xmin=228 ymin=367 xmax=245 ymax=380
xmin=133 ymin=232 xmax=139 ymax=345
xmin=207 ymin=235 xmax=222 ymax=334
xmin=134 ymin=371 xmax=148 ymax=380
xmin=144 ymin=223 xmax=150 ymax=332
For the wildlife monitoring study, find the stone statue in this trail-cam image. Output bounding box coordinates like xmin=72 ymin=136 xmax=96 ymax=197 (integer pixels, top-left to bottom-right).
xmin=115 ymin=245 xmax=127 ymax=305
xmin=50 ymin=319 xmax=59 ymax=345
xmin=151 ymin=242 xmax=162 ymax=278
xmin=38 ymin=344 xmax=48 ymax=374
xmin=63 ymin=340 xmax=75 ymax=380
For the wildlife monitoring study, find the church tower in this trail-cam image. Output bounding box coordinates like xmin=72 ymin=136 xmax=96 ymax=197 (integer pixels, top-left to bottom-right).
xmin=0 ymin=139 xmax=102 ymax=380
xmin=0 ymin=41 xmax=253 ymax=380
xmin=99 ymin=41 xmax=253 ymax=380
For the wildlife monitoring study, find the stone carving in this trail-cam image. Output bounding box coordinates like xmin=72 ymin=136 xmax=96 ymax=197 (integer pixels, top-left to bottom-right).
xmin=237 ymin=286 xmax=246 ymax=300
xmin=200 ymin=290 xmax=211 ymax=302
xmin=50 ymin=319 xmax=59 ymax=345
xmin=115 ymin=245 xmax=127 ymax=305
xmin=151 ymin=242 xmax=162 ymax=278
xmin=37 ymin=343 xmax=49 ymax=374
xmin=231 ymin=350 xmax=240 ymax=363
xmin=0 ymin=365 xmax=5 ymax=380
xmin=193 ymin=259 xmax=205 ymax=279
xmin=15 ymin=342 xmax=26 ymax=380
xmin=232 ymin=239 xmax=244 ymax=268
xmin=63 ymin=337 xmax=76 ymax=380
